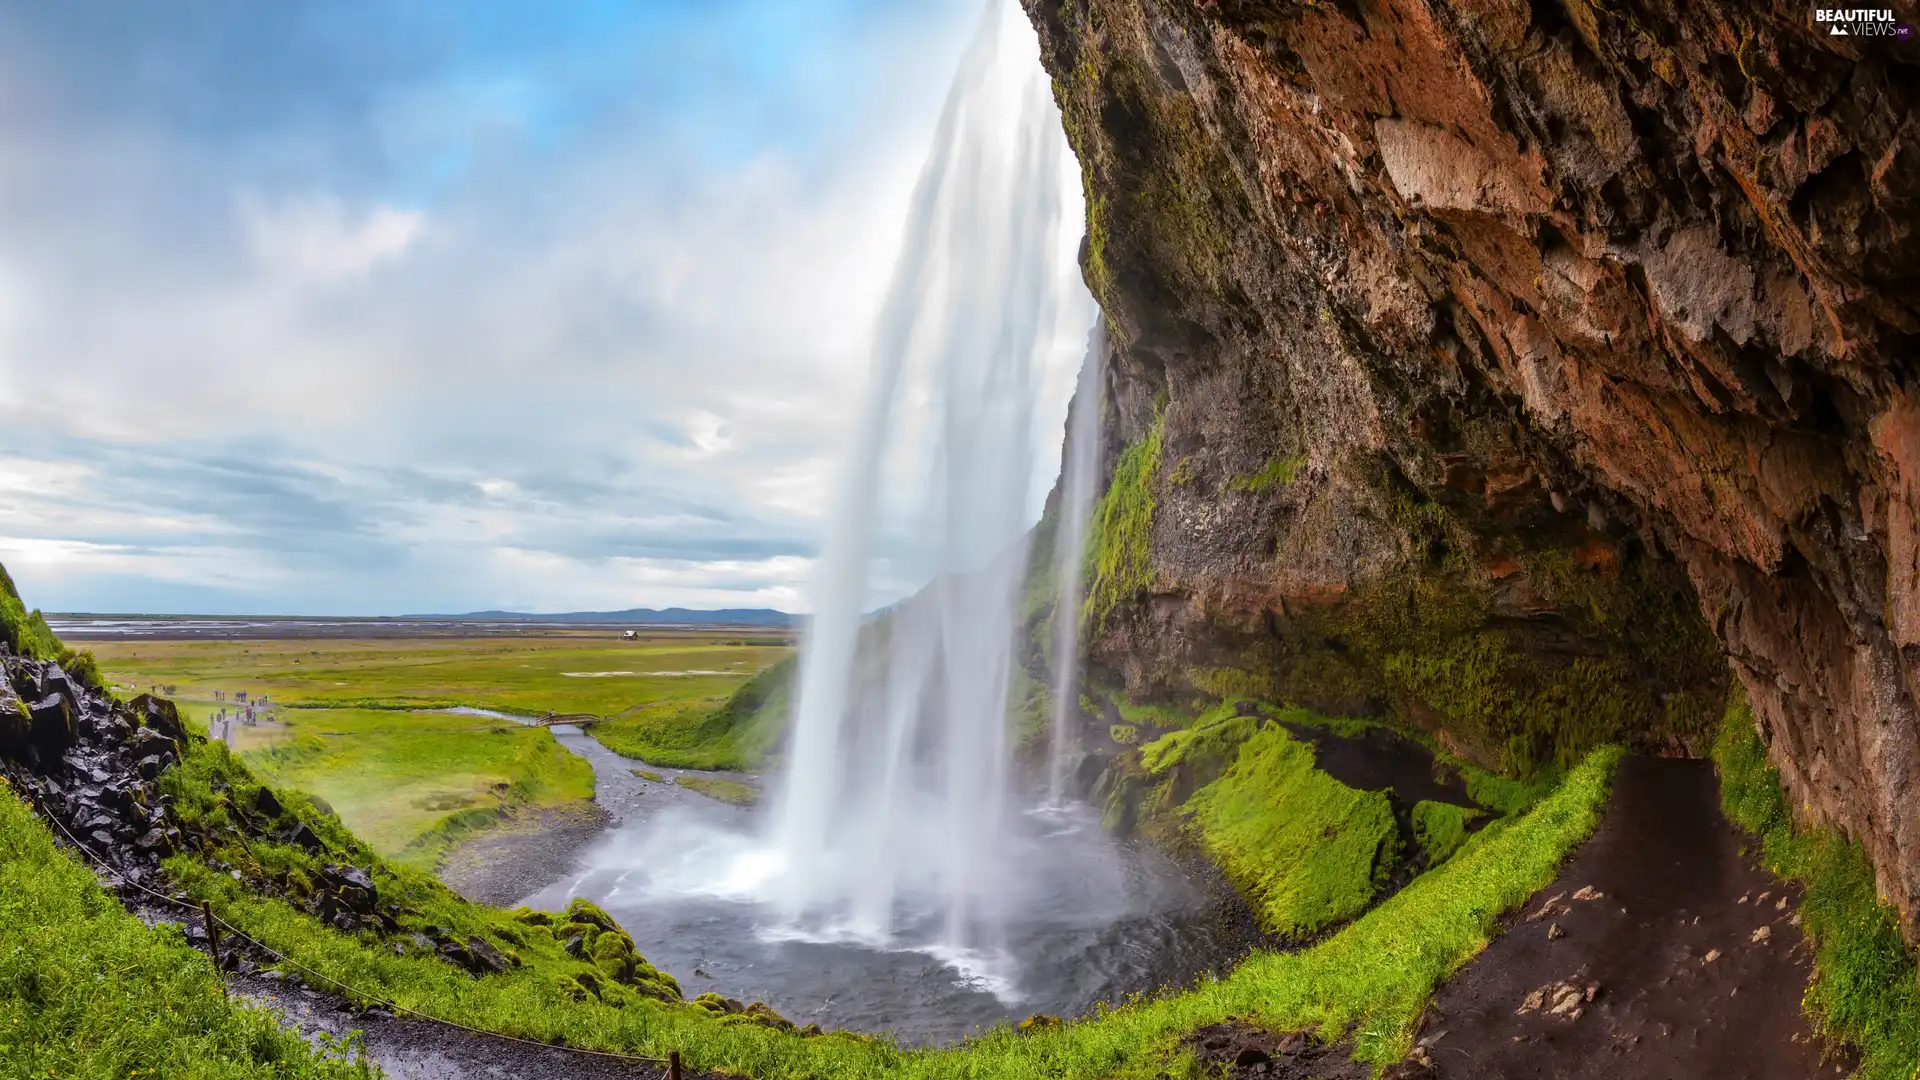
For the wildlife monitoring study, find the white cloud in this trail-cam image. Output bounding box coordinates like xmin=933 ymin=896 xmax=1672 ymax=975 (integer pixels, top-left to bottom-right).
xmin=239 ymin=193 xmax=425 ymax=282
xmin=0 ymin=536 xmax=284 ymax=593
xmin=485 ymin=546 xmax=811 ymax=611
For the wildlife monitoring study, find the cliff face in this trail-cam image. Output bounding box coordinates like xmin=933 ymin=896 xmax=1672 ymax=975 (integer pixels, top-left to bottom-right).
xmin=1025 ymin=1 xmax=1920 ymax=917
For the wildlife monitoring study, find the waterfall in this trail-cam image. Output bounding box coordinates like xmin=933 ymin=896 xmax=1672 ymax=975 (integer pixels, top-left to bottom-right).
xmin=765 ymin=0 xmax=1076 ymax=979
xmin=1046 ymin=331 xmax=1104 ymax=805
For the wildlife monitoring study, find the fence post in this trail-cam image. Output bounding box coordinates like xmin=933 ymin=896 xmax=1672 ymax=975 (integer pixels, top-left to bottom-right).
xmin=200 ymin=900 xmax=228 ymax=1001
xmin=668 ymin=1049 xmax=682 ymax=1080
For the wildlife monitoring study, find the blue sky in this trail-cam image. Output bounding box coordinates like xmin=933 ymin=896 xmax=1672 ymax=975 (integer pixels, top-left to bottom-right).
xmin=0 ymin=0 xmax=1092 ymax=614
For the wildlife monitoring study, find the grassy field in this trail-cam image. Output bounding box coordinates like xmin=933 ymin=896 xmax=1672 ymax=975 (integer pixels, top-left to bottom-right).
xmin=89 ymin=633 xmax=789 ymax=718
xmin=87 ymin=633 xmax=791 ymax=864
xmin=236 ymin=708 xmax=595 ymax=866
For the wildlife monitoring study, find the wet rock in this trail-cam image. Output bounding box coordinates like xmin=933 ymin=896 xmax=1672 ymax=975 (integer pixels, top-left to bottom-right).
xmin=1751 ymin=926 xmax=1773 ymax=944
xmin=465 ymin=936 xmax=514 ymax=974
xmin=1547 ymin=922 xmax=1566 ymax=941
xmin=1527 ymin=892 xmax=1567 ymax=922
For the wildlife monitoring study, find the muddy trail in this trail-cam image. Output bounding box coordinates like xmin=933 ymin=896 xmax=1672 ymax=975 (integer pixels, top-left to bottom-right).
xmin=227 ymin=972 xmax=699 ymax=1080
xmin=1408 ymin=757 xmax=1849 ymax=1079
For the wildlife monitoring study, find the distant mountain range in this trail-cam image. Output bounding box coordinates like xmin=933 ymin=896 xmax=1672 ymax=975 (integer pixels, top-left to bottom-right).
xmin=446 ymin=607 xmax=797 ymax=627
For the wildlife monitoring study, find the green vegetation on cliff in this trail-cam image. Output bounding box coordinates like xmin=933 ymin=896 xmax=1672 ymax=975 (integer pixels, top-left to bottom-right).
xmin=1228 ymin=452 xmax=1306 ymax=493
xmin=1084 ymin=413 xmax=1161 ymax=631
xmin=1184 ymin=724 xmax=1399 ymax=939
xmin=0 ymin=564 xmax=103 ymax=688
xmin=0 ymin=779 xmax=370 ymax=1079
xmin=1340 ymin=516 xmax=1725 ymax=777
xmin=590 ymin=653 xmax=794 ymax=770
xmin=1715 ymin=698 xmax=1920 ymax=1080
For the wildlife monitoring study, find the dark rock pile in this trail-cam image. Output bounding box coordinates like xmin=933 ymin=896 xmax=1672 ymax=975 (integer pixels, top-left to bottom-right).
xmin=0 ymin=646 xmax=190 ymax=899
xmin=1185 ymin=1020 xmax=1370 ymax=1079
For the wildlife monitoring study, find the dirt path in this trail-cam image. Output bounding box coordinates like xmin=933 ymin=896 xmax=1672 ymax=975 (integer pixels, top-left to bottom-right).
xmin=229 ymin=972 xmax=701 ymax=1079
xmin=1413 ymin=757 xmax=1851 ymax=1078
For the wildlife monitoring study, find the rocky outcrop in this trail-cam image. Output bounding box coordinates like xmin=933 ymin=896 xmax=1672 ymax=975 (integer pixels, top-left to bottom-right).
xmin=1025 ymin=1 xmax=1920 ymax=919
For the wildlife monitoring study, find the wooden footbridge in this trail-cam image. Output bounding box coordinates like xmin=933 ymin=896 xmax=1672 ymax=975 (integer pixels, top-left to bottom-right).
xmin=530 ymin=711 xmax=605 ymax=728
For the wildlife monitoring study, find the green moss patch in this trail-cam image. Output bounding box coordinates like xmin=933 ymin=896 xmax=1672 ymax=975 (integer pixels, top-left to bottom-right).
xmin=1714 ymin=696 xmax=1920 ymax=1080
xmin=1084 ymin=414 xmax=1162 ymax=632
xmin=677 ymin=775 xmax=758 ymax=807
xmin=1138 ymin=705 xmax=1256 ymax=778
xmin=1411 ymin=801 xmax=1482 ymax=866
xmin=1183 ymin=724 xmax=1401 ymax=940
xmin=1228 ymin=452 xmax=1306 ymax=493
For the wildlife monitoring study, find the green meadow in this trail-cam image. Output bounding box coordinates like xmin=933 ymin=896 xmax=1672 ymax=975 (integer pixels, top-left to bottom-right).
xmin=236 ymin=707 xmax=595 ymax=867
xmin=88 ymin=633 xmax=792 ymax=864
xmin=90 ymin=633 xmax=789 ymax=717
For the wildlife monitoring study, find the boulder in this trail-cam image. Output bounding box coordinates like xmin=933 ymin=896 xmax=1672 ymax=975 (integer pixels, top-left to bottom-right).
xmin=128 ymin=694 xmax=189 ymax=747
xmin=27 ymin=693 xmax=73 ymax=754
xmin=562 ymin=897 xmax=621 ymax=933
xmin=285 ymin=821 xmax=325 ymax=854
xmin=321 ymin=865 xmax=377 ymax=914
xmin=252 ymin=786 xmax=285 ymax=819
xmin=0 ymin=682 xmax=29 ymax=758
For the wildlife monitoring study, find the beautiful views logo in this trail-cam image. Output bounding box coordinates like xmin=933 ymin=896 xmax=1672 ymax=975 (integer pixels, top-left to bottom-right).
xmin=1814 ymin=8 xmax=1913 ymax=38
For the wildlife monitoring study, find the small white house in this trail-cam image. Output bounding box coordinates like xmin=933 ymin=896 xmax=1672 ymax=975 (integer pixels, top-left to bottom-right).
xmin=622 ymin=630 xmax=638 ymax=640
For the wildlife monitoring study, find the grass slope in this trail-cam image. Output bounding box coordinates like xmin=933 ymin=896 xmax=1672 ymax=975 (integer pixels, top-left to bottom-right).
xmin=0 ymin=779 xmax=370 ymax=1080
xmin=240 ymin=708 xmax=594 ymax=867
xmin=1714 ymin=696 xmax=1920 ymax=1079
xmin=590 ymin=655 xmax=795 ymax=771
xmin=1183 ymin=724 xmax=1400 ymax=939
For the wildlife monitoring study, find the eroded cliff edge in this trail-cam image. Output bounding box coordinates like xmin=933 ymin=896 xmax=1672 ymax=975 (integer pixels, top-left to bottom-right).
xmin=1023 ymin=0 xmax=1920 ymax=921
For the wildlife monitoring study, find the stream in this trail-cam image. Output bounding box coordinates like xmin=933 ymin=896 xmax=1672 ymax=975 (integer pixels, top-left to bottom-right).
xmin=519 ymin=726 xmax=1262 ymax=1046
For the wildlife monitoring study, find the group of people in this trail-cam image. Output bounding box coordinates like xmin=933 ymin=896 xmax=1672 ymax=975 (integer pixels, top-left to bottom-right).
xmin=207 ymin=688 xmax=273 ymax=745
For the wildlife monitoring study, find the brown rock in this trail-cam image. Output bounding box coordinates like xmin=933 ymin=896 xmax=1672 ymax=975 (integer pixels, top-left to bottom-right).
xmin=1025 ymin=0 xmax=1920 ymax=929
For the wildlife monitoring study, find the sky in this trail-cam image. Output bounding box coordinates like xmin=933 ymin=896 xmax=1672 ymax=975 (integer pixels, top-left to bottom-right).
xmin=0 ymin=0 xmax=1095 ymax=616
